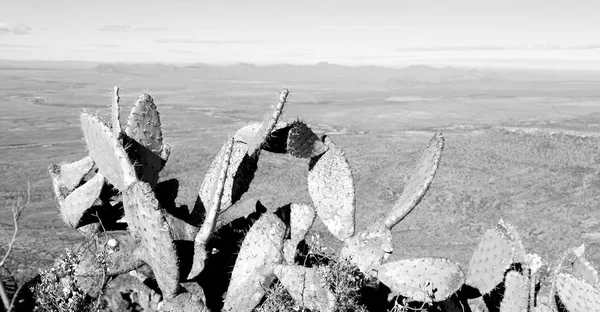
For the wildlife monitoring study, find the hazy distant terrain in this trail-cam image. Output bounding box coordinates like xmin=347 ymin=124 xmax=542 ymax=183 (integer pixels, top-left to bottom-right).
xmin=1 ymin=60 xmax=600 ymax=285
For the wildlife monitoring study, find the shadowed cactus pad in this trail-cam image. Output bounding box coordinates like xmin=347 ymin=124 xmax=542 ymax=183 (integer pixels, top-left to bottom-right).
xmin=555 ymin=273 xmax=600 ymax=312
xmin=287 ymin=120 xmax=328 ymax=158
xmin=308 ymin=136 xmax=356 ymax=240
xmin=81 ymin=113 xmax=137 ymax=190
xmin=48 ymin=156 xmax=95 ymax=199
xmin=273 ymin=264 xmax=336 ymax=312
xmin=123 ymin=181 xmax=180 ymax=299
xmin=283 ymin=203 xmax=317 ymax=263
xmin=383 ymin=132 xmax=444 ymax=229
xmin=223 ymin=213 xmax=286 ymax=312
xmin=376 ymin=257 xmax=465 ymax=303
xmin=59 ymin=172 xmax=105 ymax=228
xmin=194 ymin=139 xmax=258 ymax=218
xmin=466 ymin=220 xmax=526 ymax=295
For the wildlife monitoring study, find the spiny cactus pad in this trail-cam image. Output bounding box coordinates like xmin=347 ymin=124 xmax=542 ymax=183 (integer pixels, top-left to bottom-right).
xmin=307 ymin=135 xmax=356 ymax=240
xmin=193 ymin=139 xmax=258 ymax=221
xmin=49 ymin=156 xmax=95 ymax=199
xmin=123 ymin=181 xmax=180 ymax=299
xmin=81 ymin=113 xmax=137 ymax=190
xmin=500 ymin=271 xmax=529 ymax=312
xmin=246 ymin=88 xmax=289 ymax=156
xmin=555 ymin=273 xmax=600 ymax=312
xmin=376 ymin=257 xmax=465 ymax=303
xmin=273 ymin=264 xmax=336 ymax=312
xmin=283 ymin=203 xmax=317 ymax=263
xmin=223 ymin=213 xmax=286 ymax=312
xmin=59 ymin=172 xmax=105 ymax=228
xmin=125 ymin=93 xmax=163 ymax=155
xmin=383 ymin=132 xmax=444 ymax=229
xmin=466 ymin=220 xmax=526 ymax=295
xmin=559 ymin=244 xmax=599 ymax=287
xmin=340 ymin=222 xmax=393 ymax=276
xmin=287 ymin=120 xmax=328 ymax=159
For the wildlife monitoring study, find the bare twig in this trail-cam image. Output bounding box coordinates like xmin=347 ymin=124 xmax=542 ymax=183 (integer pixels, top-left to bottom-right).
xmin=0 ymin=181 xmax=31 ymax=311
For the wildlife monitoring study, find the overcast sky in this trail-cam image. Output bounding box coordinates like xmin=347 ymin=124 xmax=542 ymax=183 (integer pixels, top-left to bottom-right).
xmin=1 ymin=0 xmax=599 ymax=69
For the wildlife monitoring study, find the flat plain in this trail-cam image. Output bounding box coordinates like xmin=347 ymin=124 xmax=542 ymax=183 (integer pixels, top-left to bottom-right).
xmin=1 ymin=61 xmax=600 ymax=287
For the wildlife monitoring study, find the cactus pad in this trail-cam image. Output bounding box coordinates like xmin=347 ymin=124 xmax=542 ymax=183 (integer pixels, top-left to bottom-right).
xmin=383 ymin=132 xmax=444 ymax=229
xmin=555 ymin=273 xmax=600 ymax=312
xmin=223 ymin=213 xmax=286 ymax=312
xmin=559 ymin=244 xmax=599 ymax=287
xmin=81 ymin=113 xmax=137 ymax=190
xmin=340 ymin=222 xmax=393 ymax=276
xmin=287 ymin=120 xmax=328 ymax=158
xmin=125 ymin=93 xmax=163 ymax=155
xmin=273 ymin=264 xmax=336 ymax=312
xmin=193 ymin=138 xmax=258 ymax=219
xmin=307 ymin=136 xmax=355 ymax=240
xmin=283 ymin=203 xmax=317 ymax=263
xmin=500 ymin=271 xmax=529 ymax=312
xmin=59 ymin=172 xmax=105 ymax=228
xmin=123 ymin=181 xmax=180 ymax=299
xmin=49 ymin=156 xmax=95 ymax=199
xmin=246 ymin=89 xmax=289 ymax=156
xmin=377 ymin=257 xmax=465 ymax=303
xmin=466 ymin=220 xmax=526 ymax=295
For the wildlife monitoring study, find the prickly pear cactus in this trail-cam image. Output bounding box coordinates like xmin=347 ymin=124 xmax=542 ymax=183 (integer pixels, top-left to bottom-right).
xmin=466 ymin=220 xmax=526 ymax=295
xmin=48 ymin=156 xmax=95 ymax=198
xmin=287 ymin=120 xmax=328 ymax=159
xmin=246 ymin=89 xmax=289 ymax=156
xmin=124 ymin=93 xmax=169 ymax=187
xmin=59 ymin=172 xmax=105 ymax=228
xmin=500 ymin=271 xmax=529 ymax=312
xmin=555 ymin=273 xmax=600 ymax=312
xmin=273 ymin=264 xmax=336 ymax=312
xmin=125 ymin=93 xmax=164 ymax=155
xmin=193 ymin=138 xmax=258 ymax=220
xmin=222 ymin=213 xmax=287 ymax=312
xmin=307 ymin=135 xmax=356 ymax=240
xmin=340 ymin=222 xmax=393 ymax=275
xmin=283 ymin=203 xmax=317 ymax=263
xmin=111 ymin=86 xmax=122 ymax=138
xmin=376 ymin=257 xmax=465 ymax=303
xmin=123 ymin=181 xmax=180 ymax=299
xmin=81 ymin=113 xmax=137 ymax=190
xmin=383 ymin=132 xmax=444 ymax=229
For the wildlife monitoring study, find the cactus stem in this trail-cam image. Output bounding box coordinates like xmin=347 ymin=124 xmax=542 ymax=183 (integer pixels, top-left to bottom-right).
xmin=188 ymin=136 xmax=234 ymax=279
xmin=246 ymin=88 xmax=289 ymax=156
xmin=111 ymin=86 xmax=122 ymax=139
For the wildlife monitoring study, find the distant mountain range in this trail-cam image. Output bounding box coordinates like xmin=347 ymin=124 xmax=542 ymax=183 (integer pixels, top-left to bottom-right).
xmin=2 ymin=59 xmax=600 ymax=83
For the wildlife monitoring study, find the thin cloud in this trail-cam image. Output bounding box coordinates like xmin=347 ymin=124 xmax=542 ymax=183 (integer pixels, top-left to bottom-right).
xmin=0 ymin=22 xmax=32 ymax=35
xmin=98 ymin=25 xmax=169 ymax=32
xmin=87 ymin=44 xmax=120 ymax=48
xmin=98 ymin=25 xmax=131 ymax=32
xmin=395 ymin=45 xmax=600 ymax=52
xmin=155 ymin=39 xmax=267 ymax=44
xmin=0 ymin=43 xmax=39 ymax=47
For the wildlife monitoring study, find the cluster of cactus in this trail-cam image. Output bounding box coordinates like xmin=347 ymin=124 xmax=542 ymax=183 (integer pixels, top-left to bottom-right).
xmin=2 ymin=86 xmax=599 ymax=312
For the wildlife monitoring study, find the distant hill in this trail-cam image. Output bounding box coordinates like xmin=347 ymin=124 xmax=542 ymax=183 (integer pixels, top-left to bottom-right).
xmin=2 ymin=59 xmax=600 ymax=83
